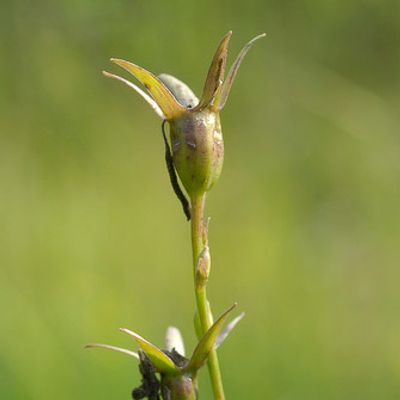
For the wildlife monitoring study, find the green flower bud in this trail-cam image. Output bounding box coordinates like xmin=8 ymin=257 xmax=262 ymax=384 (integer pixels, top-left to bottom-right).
xmin=104 ymin=31 xmax=265 ymax=203
xmin=170 ymin=110 xmax=223 ymax=197
xmin=161 ymin=374 xmax=198 ymax=400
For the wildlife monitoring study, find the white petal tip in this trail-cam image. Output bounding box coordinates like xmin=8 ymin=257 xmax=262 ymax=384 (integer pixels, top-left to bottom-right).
xmin=165 ymin=326 xmax=185 ymax=356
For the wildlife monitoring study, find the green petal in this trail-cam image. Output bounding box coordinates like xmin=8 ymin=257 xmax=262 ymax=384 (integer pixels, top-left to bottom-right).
xmin=110 ymin=59 xmax=186 ymax=120
xmin=120 ymin=328 xmax=180 ymax=375
xmin=185 ymin=303 xmax=237 ymax=372
xmin=197 ymin=31 xmax=232 ymax=110
xmin=213 ymin=33 xmax=266 ymax=111
xmin=158 ymin=74 xmax=199 ymax=109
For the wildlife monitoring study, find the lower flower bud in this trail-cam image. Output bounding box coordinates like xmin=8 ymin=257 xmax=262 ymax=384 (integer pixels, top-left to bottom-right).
xmin=161 ymin=374 xmax=198 ymax=400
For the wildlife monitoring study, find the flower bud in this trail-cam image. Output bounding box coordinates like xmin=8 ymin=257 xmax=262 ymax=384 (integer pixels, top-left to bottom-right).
xmin=169 ymin=110 xmax=224 ymax=197
xmin=106 ymin=32 xmax=265 ymax=205
xmin=161 ymin=374 xmax=198 ymax=400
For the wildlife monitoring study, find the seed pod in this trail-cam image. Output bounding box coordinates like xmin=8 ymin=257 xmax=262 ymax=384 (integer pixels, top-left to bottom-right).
xmin=161 ymin=374 xmax=198 ymax=400
xmin=169 ymin=109 xmax=224 ymax=197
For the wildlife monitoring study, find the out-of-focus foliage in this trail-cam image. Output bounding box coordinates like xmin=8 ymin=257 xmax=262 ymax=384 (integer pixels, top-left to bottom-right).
xmin=1 ymin=1 xmax=399 ymax=399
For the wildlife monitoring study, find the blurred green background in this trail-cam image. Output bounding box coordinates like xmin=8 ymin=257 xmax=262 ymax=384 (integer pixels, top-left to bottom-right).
xmin=1 ymin=0 xmax=399 ymax=399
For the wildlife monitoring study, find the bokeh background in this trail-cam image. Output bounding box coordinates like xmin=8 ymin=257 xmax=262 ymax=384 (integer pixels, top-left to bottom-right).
xmin=1 ymin=1 xmax=399 ymax=399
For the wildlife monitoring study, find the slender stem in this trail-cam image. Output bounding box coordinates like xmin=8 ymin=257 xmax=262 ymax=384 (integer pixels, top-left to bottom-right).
xmin=191 ymin=194 xmax=225 ymax=400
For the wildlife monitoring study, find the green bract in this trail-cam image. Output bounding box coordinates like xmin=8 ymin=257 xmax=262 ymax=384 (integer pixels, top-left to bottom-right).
xmin=103 ymin=31 xmax=265 ymax=197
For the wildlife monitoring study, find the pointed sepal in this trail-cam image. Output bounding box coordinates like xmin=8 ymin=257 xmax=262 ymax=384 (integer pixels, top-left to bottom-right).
xmin=103 ymin=70 xmax=165 ymax=119
xmin=197 ymin=31 xmax=232 ymax=110
xmin=120 ymin=328 xmax=180 ymax=375
xmin=85 ymin=343 xmax=139 ymax=359
xmin=185 ymin=303 xmax=237 ymax=372
xmin=215 ymin=312 xmax=245 ymax=349
xmin=110 ymin=59 xmax=186 ymax=120
xmin=213 ymin=33 xmax=266 ymax=111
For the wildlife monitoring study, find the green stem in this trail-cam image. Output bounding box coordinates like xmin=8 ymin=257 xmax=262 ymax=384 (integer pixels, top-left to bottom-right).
xmin=190 ymin=194 xmax=225 ymax=400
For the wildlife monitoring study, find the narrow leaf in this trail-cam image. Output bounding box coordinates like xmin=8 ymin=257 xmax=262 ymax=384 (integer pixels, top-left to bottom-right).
xmin=215 ymin=312 xmax=245 ymax=348
xmin=197 ymin=31 xmax=232 ymax=109
xmin=185 ymin=303 xmax=237 ymax=372
xmin=213 ymin=33 xmax=266 ymax=111
xmin=120 ymin=328 xmax=179 ymax=375
xmin=110 ymin=59 xmax=186 ymax=120
xmin=103 ymin=71 xmax=165 ymax=119
xmin=85 ymin=343 xmax=139 ymax=360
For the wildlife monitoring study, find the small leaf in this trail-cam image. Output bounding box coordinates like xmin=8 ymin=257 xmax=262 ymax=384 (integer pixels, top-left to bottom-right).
xmin=185 ymin=303 xmax=237 ymax=372
xmin=195 ymin=246 xmax=211 ymax=290
xmin=197 ymin=31 xmax=232 ymax=109
xmin=110 ymin=59 xmax=186 ymax=120
xmin=165 ymin=326 xmax=186 ymax=356
xmin=120 ymin=328 xmax=179 ymax=375
xmin=158 ymin=74 xmax=199 ymax=109
xmin=215 ymin=312 xmax=245 ymax=348
xmin=103 ymin=70 xmax=165 ymax=119
xmin=85 ymin=343 xmax=139 ymax=360
xmin=213 ymin=33 xmax=266 ymax=111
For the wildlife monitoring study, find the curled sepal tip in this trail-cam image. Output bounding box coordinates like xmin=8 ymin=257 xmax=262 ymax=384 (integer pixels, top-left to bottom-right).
xmin=213 ymin=33 xmax=266 ymax=111
xmin=110 ymin=58 xmax=186 ymax=120
xmin=85 ymin=342 xmax=139 ymax=360
xmin=185 ymin=303 xmax=237 ymax=372
xmin=103 ymin=70 xmax=165 ymax=119
xmin=120 ymin=328 xmax=179 ymax=375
